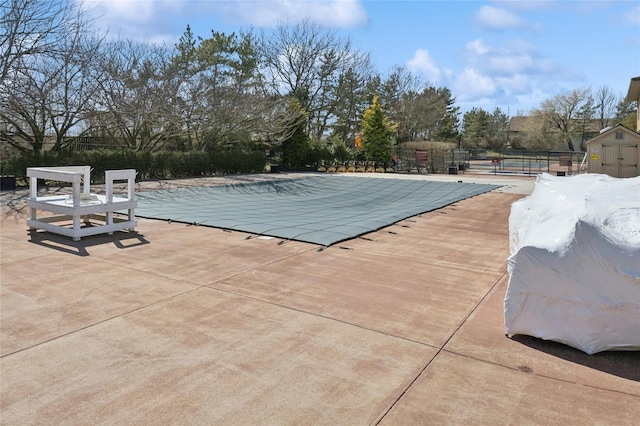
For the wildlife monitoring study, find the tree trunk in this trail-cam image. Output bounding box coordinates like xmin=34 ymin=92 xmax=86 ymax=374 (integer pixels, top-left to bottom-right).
xmin=567 ymin=138 xmax=575 ymax=151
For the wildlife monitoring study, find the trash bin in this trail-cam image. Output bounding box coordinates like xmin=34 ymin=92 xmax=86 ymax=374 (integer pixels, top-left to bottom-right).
xmin=448 ymin=167 xmax=458 ymax=175
xmin=1 ymin=176 xmax=16 ymax=191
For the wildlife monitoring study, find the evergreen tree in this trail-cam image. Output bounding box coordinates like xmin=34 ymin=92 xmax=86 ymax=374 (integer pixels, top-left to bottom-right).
xmin=281 ymin=100 xmax=311 ymax=167
xmin=361 ymin=96 xmax=398 ymax=163
xmin=485 ymin=107 xmax=509 ymax=150
xmin=437 ymin=91 xmax=461 ymax=142
xmin=462 ymin=107 xmax=490 ymax=148
xmin=616 ymin=99 xmax=637 ymax=131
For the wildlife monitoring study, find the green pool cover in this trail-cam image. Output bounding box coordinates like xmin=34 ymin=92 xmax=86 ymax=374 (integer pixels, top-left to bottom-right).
xmin=135 ymin=175 xmax=499 ymax=246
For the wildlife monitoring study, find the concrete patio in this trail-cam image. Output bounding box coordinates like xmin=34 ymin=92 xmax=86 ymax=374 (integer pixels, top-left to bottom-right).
xmin=1 ymin=172 xmax=638 ymax=425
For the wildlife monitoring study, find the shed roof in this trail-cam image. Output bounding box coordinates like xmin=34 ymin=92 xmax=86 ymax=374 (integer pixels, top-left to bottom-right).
xmin=585 ymin=123 xmax=640 ymax=146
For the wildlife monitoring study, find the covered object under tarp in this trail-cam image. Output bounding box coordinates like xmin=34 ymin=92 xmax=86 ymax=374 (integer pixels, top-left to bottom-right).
xmin=504 ymin=173 xmax=640 ymax=355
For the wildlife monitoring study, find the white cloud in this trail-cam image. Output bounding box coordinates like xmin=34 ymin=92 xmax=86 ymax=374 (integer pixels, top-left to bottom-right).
xmin=217 ymin=0 xmax=368 ymax=27
xmin=495 ymin=74 xmax=530 ymax=95
xmin=82 ymin=0 xmax=154 ymax=24
xmin=475 ymin=5 xmax=528 ymax=30
xmin=490 ymin=0 xmax=558 ymax=13
xmin=452 ymin=67 xmax=496 ymax=101
xmin=474 ymin=5 xmax=542 ymax=31
xmin=78 ymin=0 xmax=368 ymax=43
xmin=465 ymin=39 xmax=490 ymax=56
xmin=463 ymin=38 xmax=563 ymax=76
xmin=78 ymin=0 xmax=186 ymax=42
xmin=486 ymin=55 xmax=535 ymax=74
xmin=451 ymin=37 xmax=581 ymax=106
xmin=406 ymin=49 xmax=441 ymax=83
xmin=623 ymin=5 xmax=640 ymax=25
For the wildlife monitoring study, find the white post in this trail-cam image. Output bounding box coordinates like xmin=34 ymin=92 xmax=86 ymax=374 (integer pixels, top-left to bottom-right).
xmin=82 ymin=166 xmax=91 ymax=194
xmin=106 ymin=171 xmax=114 ymax=226
xmin=29 ymin=175 xmax=38 ymax=222
xmin=72 ymin=180 xmax=81 ymax=208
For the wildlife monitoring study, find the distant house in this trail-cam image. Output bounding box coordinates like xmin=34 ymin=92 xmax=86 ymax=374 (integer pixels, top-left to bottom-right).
xmin=585 ymin=124 xmax=639 ymax=178
xmin=625 ymin=76 xmax=640 ymax=131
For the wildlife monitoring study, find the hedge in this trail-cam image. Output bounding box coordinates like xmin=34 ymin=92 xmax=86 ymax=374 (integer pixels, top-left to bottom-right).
xmin=1 ymin=149 xmax=268 ymax=184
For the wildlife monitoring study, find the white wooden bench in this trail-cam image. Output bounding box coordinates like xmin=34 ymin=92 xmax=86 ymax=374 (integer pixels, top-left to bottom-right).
xmin=27 ymin=166 xmax=137 ymax=241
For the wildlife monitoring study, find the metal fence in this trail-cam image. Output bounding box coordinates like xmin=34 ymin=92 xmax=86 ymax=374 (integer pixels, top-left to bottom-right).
xmin=394 ymin=147 xmax=460 ymax=174
xmin=393 ymin=148 xmax=587 ymax=176
xmin=3 ymin=137 xmax=589 ymax=178
xmin=468 ymin=150 xmax=587 ymax=175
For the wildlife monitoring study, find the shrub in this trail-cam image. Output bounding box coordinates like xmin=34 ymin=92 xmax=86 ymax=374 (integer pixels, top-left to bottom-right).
xmin=306 ymin=142 xmax=333 ymax=166
xmin=4 ymin=149 xmax=267 ymax=184
xmin=332 ymin=141 xmax=353 ymax=162
xmin=281 ymin=122 xmax=311 ymax=167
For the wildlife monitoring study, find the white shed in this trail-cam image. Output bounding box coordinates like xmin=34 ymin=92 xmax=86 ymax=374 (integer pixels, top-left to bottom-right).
xmin=586 ymin=124 xmax=640 ymax=178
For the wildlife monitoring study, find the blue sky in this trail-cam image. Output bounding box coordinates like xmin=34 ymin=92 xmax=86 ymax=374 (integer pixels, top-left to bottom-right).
xmin=80 ymin=0 xmax=640 ymax=115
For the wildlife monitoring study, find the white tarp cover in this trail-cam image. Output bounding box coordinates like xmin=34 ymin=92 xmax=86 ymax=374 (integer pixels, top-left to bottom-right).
xmin=504 ymin=173 xmax=640 ymax=354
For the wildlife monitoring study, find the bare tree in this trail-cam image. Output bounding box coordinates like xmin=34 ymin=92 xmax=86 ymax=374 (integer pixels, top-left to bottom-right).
xmin=0 ymin=68 xmax=49 ymax=152
xmin=0 ymin=3 xmax=100 ymax=152
xmin=46 ymin=17 xmax=104 ymax=151
xmin=534 ymin=87 xmax=592 ymax=151
xmin=258 ymin=20 xmax=356 ymax=141
xmin=520 ymin=111 xmax=555 ymax=150
xmin=0 ymin=0 xmax=74 ymax=82
xmin=593 ymin=85 xmax=619 ymax=130
xmin=90 ymin=40 xmax=182 ymax=151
